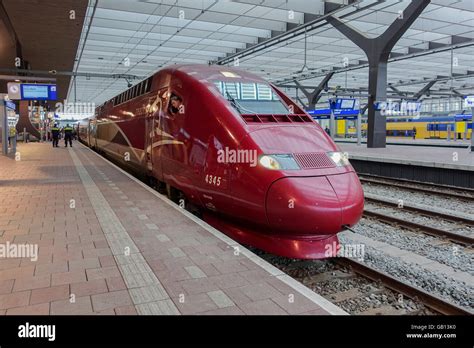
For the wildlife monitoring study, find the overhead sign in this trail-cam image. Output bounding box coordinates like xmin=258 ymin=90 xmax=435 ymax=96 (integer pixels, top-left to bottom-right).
xmin=465 ymin=96 xmax=474 ymax=107
xmin=329 ymin=98 xmax=359 ymax=115
xmin=8 ymin=83 xmax=57 ymax=101
xmin=21 ymin=84 xmax=57 ymax=101
xmin=309 ymin=108 xmax=359 ymax=120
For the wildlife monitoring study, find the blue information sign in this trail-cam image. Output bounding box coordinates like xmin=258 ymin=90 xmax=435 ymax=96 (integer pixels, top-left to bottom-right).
xmin=5 ymin=100 xmax=16 ymax=110
xmin=20 ymin=84 xmax=57 ymax=101
xmin=310 ymin=108 xmax=359 ymax=120
xmin=329 ymin=98 xmax=358 ymax=115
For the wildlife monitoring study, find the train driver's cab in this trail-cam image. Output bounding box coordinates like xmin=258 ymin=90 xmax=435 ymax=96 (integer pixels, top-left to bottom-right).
xmin=168 ymin=94 xmax=184 ymax=115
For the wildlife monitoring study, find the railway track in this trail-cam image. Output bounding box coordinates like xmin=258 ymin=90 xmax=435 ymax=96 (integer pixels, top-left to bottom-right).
xmin=365 ymin=196 xmax=474 ymax=226
xmin=334 ymin=258 xmax=472 ymax=315
xmin=363 ymin=205 xmax=474 ymax=247
xmin=258 ymin=252 xmax=473 ymax=315
xmin=359 ymin=174 xmax=474 ymax=201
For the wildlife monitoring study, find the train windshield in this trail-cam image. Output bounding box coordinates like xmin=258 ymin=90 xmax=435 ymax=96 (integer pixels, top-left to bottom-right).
xmin=213 ymin=81 xmax=290 ymax=115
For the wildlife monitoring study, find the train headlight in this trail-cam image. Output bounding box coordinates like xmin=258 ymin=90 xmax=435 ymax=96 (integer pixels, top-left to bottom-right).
xmin=259 ymin=154 xmax=300 ymax=170
xmin=327 ymin=151 xmax=350 ymax=167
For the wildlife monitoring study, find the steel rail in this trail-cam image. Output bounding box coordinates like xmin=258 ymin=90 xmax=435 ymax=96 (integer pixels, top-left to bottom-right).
xmin=364 ymin=196 xmax=474 ymax=225
xmin=335 ymin=258 xmax=473 ymax=315
xmin=363 ymin=210 xmax=474 ymax=246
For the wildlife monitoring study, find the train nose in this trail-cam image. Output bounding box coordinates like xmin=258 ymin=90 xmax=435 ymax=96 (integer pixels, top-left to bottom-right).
xmin=265 ymin=173 xmax=364 ymax=235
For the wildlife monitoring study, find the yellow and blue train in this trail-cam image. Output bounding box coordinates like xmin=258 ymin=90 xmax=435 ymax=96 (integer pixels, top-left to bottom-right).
xmin=361 ymin=114 xmax=472 ymax=139
xmin=310 ymin=110 xmax=472 ymax=140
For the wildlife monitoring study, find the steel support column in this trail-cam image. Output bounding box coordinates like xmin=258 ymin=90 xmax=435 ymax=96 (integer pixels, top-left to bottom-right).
xmin=294 ymin=72 xmax=334 ymax=110
xmin=327 ymin=0 xmax=431 ymax=148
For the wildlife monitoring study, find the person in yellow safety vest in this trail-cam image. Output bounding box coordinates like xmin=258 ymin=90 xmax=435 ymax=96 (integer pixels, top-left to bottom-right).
xmin=51 ymin=123 xmax=60 ymax=147
xmin=63 ymin=124 xmax=73 ymax=147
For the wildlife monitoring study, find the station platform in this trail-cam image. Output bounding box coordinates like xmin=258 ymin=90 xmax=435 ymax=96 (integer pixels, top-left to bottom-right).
xmin=0 ymin=142 xmax=345 ymax=315
xmin=339 ymin=142 xmax=474 ymax=188
xmin=336 ymin=138 xmax=471 ymax=149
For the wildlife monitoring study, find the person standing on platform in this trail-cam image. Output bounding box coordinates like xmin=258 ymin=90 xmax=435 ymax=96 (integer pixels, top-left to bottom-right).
xmin=412 ymin=127 xmax=417 ymax=140
xmin=325 ymin=126 xmax=330 ymax=135
xmin=51 ymin=123 xmax=60 ymax=147
xmin=63 ymin=123 xmax=73 ymax=147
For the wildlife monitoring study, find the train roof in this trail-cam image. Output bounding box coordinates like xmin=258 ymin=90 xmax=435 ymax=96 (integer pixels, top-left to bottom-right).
xmin=169 ymin=64 xmax=269 ymax=84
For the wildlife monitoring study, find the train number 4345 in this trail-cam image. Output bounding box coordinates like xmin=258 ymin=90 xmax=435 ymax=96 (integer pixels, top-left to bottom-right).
xmin=205 ymin=174 xmax=222 ymax=186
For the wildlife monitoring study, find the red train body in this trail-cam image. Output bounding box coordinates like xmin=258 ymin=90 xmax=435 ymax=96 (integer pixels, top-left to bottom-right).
xmin=78 ymin=64 xmax=364 ymax=259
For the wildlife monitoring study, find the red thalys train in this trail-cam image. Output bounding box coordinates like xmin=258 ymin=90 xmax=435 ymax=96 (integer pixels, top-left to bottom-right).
xmin=78 ymin=64 xmax=364 ymax=259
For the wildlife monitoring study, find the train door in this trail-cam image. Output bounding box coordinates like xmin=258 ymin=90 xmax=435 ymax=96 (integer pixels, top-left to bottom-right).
xmin=146 ymin=87 xmax=169 ymax=181
xmin=161 ymin=90 xmax=191 ymax=187
xmin=89 ymin=119 xmax=97 ymax=149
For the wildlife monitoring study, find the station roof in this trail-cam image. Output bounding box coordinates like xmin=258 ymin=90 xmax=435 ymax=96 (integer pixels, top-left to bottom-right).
xmin=1 ymin=0 xmax=88 ymax=101
xmin=64 ymin=0 xmax=474 ymax=106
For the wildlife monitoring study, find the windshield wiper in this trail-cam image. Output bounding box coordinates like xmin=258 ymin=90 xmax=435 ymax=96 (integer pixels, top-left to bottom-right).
xmin=225 ymin=91 xmax=260 ymax=115
xmin=225 ymin=91 xmax=243 ymax=114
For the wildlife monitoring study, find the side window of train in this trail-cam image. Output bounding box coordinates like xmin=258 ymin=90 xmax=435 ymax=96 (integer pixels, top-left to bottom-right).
xmin=168 ymin=93 xmax=185 ymax=116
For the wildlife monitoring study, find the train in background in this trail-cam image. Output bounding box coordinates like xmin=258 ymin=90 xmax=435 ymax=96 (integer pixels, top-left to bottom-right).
xmin=78 ymin=64 xmax=364 ymax=259
xmin=361 ymin=114 xmax=473 ymax=140
xmin=318 ymin=114 xmax=473 ymax=139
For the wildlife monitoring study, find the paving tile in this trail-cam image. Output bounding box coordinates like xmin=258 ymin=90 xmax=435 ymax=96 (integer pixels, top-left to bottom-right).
xmin=34 ymin=262 xmax=68 ymax=276
xmin=30 ymin=285 xmax=70 ymax=305
xmin=221 ymin=287 xmax=253 ymax=307
xmin=0 ymin=265 xmax=35 ymax=281
xmin=175 ymin=293 xmax=217 ymax=314
xmin=13 ymin=274 xmax=51 ymax=292
xmin=240 ymin=299 xmax=287 ymax=315
xmin=51 ymin=270 xmax=86 ymax=286
xmin=156 ymin=234 xmax=170 ymax=242
xmin=184 ymin=265 xmax=206 ymax=279
xmin=207 ymin=290 xmax=234 ymax=308
xmin=212 ymin=260 xmax=248 ymax=274
xmin=0 ymin=291 xmax=31 ymax=310
xmin=129 ymin=285 xmax=168 ymax=304
xmin=86 ymin=266 xmax=121 ymax=280
xmin=115 ymin=305 xmax=137 ymax=315
xmin=271 ymin=294 xmax=323 ymax=315
xmin=145 ymin=224 xmax=159 ymax=230
xmin=179 ymin=278 xmax=217 ymax=295
xmin=201 ymin=306 xmax=244 ymax=315
xmin=6 ymin=303 xmax=50 ymax=315
xmin=50 ymin=296 xmax=93 ymax=315
xmin=106 ymin=276 xmax=127 ymax=291
xmin=68 ymin=257 xmax=101 ymax=271
xmin=0 ymin=279 xmax=14 ymax=295
xmin=135 ymin=299 xmax=180 ymax=315
xmin=91 ymin=290 xmax=133 ymax=312
xmin=98 ymin=255 xmax=116 ymax=268
xmin=238 ymin=282 xmax=283 ymax=301
xmin=71 ymin=279 xmax=108 ymax=297
xmin=168 ymin=247 xmax=186 ymax=258
xmin=209 ymin=273 xmax=249 ymax=289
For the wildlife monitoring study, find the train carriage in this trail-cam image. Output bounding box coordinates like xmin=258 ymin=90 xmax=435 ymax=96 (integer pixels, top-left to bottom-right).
xmin=78 ymin=64 xmax=364 ymax=259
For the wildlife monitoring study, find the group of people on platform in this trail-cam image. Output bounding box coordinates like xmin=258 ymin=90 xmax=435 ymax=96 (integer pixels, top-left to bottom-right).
xmin=50 ymin=124 xmax=75 ymax=148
